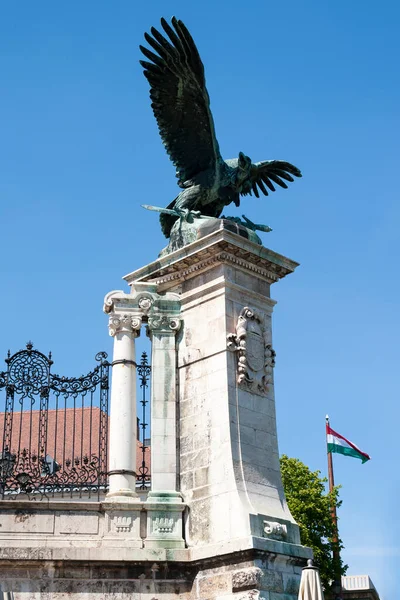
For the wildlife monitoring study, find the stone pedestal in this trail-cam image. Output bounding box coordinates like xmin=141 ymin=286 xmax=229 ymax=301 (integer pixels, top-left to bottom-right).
xmin=125 ymin=225 xmax=300 ymax=544
xmin=123 ymin=224 xmax=312 ymax=598
xmin=145 ymin=491 xmax=185 ymax=549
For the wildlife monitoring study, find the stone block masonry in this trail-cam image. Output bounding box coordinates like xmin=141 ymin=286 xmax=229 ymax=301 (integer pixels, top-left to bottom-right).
xmin=0 ymin=528 xmax=307 ymax=599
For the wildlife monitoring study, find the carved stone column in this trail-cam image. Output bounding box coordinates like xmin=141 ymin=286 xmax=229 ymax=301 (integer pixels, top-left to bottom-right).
xmin=147 ymin=314 xmax=180 ymax=493
xmin=106 ymin=312 xmax=141 ymax=499
xmin=104 ymin=285 xmax=185 ymax=547
xmin=144 ymin=304 xmax=185 ymax=548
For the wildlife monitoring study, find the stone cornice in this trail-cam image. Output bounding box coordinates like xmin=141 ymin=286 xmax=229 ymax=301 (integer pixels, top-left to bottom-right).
xmin=0 ymin=533 xmax=311 ymax=564
xmin=123 ymin=229 xmax=299 ymax=291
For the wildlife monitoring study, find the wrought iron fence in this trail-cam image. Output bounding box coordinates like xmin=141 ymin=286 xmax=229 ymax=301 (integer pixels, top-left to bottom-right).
xmin=0 ymin=343 xmax=152 ymax=500
xmin=0 ymin=342 xmax=110 ymax=500
xmin=137 ymin=352 xmax=151 ymax=490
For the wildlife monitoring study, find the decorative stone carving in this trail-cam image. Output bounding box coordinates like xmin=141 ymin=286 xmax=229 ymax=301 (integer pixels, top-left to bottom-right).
xmin=103 ymin=290 xmax=125 ymax=314
xmin=104 ymin=286 xmax=181 ymax=338
xmin=227 ymin=307 xmax=275 ymax=396
xmin=137 ymin=295 xmax=154 ymax=314
xmin=108 ymin=314 xmax=142 ymax=337
xmin=147 ymin=314 xmax=181 ymax=333
xmin=110 ymin=514 xmax=133 ymax=533
xmin=263 ymin=520 xmax=287 ymax=540
xmin=145 ymin=499 xmax=185 ymax=548
xmin=104 ymin=510 xmax=142 ymax=539
xmin=152 ymin=516 xmax=175 ymax=534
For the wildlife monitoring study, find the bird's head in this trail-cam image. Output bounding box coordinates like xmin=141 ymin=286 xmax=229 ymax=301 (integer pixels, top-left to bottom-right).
xmin=236 ymin=152 xmax=252 ymax=187
xmin=238 ymin=152 xmax=252 ymax=172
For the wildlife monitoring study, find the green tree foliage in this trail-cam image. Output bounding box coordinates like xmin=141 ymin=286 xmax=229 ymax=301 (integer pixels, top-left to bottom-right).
xmin=280 ymin=455 xmax=347 ymax=593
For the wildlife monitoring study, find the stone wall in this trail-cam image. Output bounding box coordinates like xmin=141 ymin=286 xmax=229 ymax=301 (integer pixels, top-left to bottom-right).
xmin=0 ymin=542 xmax=304 ymax=599
xmin=0 ymin=499 xmax=309 ymax=599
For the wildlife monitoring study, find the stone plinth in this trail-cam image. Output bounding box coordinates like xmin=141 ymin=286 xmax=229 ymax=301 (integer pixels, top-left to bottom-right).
xmin=0 ymin=544 xmax=308 ymax=599
xmin=0 ymin=498 xmax=310 ymax=598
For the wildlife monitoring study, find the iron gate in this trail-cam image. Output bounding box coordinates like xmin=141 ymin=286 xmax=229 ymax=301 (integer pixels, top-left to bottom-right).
xmin=0 ymin=343 xmax=152 ymax=500
xmin=0 ymin=342 xmax=110 ymax=500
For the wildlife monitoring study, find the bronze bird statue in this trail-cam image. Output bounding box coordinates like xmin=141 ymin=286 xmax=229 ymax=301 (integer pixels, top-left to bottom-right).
xmin=140 ymin=17 xmax=301 ymax=238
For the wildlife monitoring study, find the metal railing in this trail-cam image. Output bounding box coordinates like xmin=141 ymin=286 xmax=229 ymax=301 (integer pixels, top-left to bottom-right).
xmin=137 ymin=351 xmax=151 ymax=490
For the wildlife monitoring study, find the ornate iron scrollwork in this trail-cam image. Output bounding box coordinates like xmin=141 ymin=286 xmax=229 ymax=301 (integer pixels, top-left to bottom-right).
xmin=0 ymin=342 xmax=110 ymax=500
xmin=137 ymin=351 xmax=151 ymax=490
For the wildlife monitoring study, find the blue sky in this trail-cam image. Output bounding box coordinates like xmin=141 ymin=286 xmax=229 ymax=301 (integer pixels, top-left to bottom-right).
xmin=0 ymin=1 xmax=399 ymax=596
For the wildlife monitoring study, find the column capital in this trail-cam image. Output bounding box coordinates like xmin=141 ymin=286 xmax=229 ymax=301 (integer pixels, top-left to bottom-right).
xmin=104 ymin=287 xmax=181 ymax=319
xmin=147 ymin=314 xmax=181 ymax=334
xmin=108 ymin=314 xmax=142 ymax=338
xmin=104 ymin=284 xmax=182 ymax=338
xmin=103 ymin=290 xmax=127 ymax=314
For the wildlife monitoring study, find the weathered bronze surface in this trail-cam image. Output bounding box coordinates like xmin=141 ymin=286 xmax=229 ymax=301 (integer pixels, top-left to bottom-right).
xmin=140 ymin=17 xmax=301 ymax=248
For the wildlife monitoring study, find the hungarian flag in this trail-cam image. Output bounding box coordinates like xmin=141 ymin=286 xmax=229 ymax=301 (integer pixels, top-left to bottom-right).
xmin=326 ymin=424 xmax=370 ymax=464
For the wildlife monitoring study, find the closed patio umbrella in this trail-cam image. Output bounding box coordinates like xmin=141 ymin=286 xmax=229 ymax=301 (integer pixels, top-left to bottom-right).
xmin=298 ymin=559 xmax=324 ymax=600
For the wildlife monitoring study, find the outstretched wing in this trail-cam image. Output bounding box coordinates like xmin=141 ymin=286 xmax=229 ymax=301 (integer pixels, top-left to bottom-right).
xmin=140 ymin=17 xmax=221 ymax=185
xmin=243 ymin=160 xmax=302 ymax=198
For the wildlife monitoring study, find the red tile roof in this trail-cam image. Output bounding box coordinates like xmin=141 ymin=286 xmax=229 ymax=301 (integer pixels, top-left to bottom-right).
xmin=0 ymin=408 xmax=150 ymax=474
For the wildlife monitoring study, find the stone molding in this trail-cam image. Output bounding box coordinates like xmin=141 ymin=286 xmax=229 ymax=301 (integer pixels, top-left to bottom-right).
xmin=134 ymin=252 xmax=282 ymax=290
xmin=154 ymin=253 xmax=281 ymax=288
xmin=123 ymin=229 xmax=299 ymax=291
xmin=0 ymin=531 xmax=311 ymax=562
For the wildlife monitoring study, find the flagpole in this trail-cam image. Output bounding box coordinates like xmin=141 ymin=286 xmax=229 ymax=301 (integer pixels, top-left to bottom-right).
xmin=326 ymin=415 xmax=342 ymax=600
